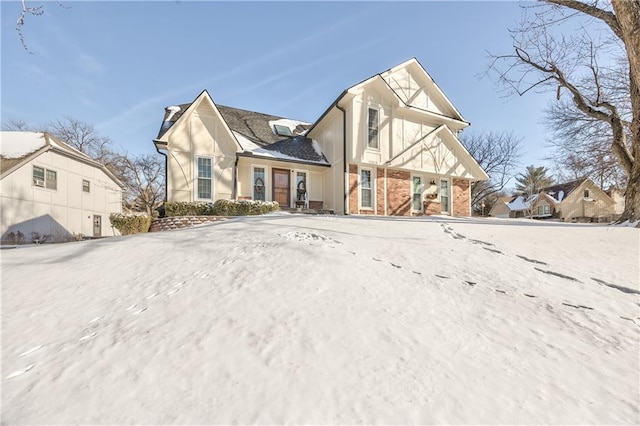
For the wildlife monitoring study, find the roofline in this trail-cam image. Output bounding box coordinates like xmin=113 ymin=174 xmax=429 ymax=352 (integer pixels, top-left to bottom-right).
xmin=1 ymin=133 xmax=125 ymax=189
xmin=237 ymin=152 xmax=331 ymax=168
xmin=305 ymin=90 xmax=348 ymax=135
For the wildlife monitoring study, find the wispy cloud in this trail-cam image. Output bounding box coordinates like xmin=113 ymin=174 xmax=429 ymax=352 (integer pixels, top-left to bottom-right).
xmin=76 ymin=53 xmax=104 ymax=74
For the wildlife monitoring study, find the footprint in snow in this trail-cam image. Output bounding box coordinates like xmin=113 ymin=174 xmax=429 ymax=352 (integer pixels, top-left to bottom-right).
xmin=19 ymin=345 xmax=44 ymax=357
xmin=482 ymin=247 xmax=503 ymax=254
xmin=6 ymin=364 xmax=34 ymax=379
xmin=146 ymin=292 xmax=159 ymax=300
xmin=535 ymin=268 xmax=581 ymax=282
xmin=523 ymin=294 xmax=537 ymax=298
xmin=390 ymin=263 xmax=402 ymax=269
xmin=436 ymin=275 xmax=450 ymax=279
xmin=562 ymin=302 xmax=594 ymax=310
xmin=517 ymin=255 xmax=548 ymax=265
xmin=125 ymin=304 xmax=137 ymax=311
xmin=372 ymin=258 xmax=382 ymax=262
xmin=132 ymin=307 xmax=147 ymax=315
xmin=412 ymin=271 xmax=422 ymax=275
xmin=495 ymin=289 xmax=506 ymax=294
xmin=88 ymin=316 xmax=101 ymax=323
xmin=79 ymin=332 xmax=97 ymax=341
xmin=167 ymin=288 xmax=180 ymax=296
xmin=464 ymin=281 xmax=477 ymax=287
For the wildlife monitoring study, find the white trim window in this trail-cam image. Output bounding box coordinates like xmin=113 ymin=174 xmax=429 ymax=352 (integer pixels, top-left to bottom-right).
xmin=196 ymin=157 xmax=213 ymax=200
xmin=440 ymin=179 xmax=450 ymax=214
xmin=33 ymin=166 xmax=57 ymax=190
xmin=367 ymin=107 xmax=379 ymax=149
xmin=360 ymin=167 xmax=374 ymax=209
xmin=82 ymin=179 xmax=91 ymax=193
xmin=412 ymin=175 xmax=423 ymax=211
xmin=537 ymin=204 xmax=550 ymax=215
xmin=253 ymin=166 xmax=266 ymax=201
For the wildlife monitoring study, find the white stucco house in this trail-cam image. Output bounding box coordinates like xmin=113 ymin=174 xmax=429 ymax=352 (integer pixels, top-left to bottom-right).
xmin=154 ymin=58 xmax=488 ymax=217
xmin=1 ymin=131 xmax=124 ymax=243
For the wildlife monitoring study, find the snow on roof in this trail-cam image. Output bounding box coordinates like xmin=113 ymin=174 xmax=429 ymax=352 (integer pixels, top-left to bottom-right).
xmin=268 ymin=118 xmax=309 ymax=135
xmin=233 ymin=131 xmax=328 ymax=165
xmin=507 ymin=195 xmax=530 ymax=211
xmin=0 ymin=131 xmax=47 ymax=159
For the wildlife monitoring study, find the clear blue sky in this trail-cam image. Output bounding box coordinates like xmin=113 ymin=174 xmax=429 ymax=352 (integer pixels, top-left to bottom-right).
xmin=2 ymin=1 xmax=556 ymax=174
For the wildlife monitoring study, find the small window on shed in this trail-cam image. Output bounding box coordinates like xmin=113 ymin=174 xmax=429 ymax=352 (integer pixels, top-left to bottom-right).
xmin=584 ymin=189 xmax=590 ymax=198
xmin=274 ymin=124 xmax=293 ymax=137
xmin=83 ymin=179 xmax=90 ymax=193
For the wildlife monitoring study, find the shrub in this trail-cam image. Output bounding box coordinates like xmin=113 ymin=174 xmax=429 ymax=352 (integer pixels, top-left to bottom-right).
xmin=163 ymin=200 xmax=279 ymax=217
xmin=109 ymin=212 xmax=153 ymax=235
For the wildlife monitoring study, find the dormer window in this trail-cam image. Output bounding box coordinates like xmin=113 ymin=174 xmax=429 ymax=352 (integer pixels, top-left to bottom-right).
xmin=274 ymin=124 xmax=293 ymax=137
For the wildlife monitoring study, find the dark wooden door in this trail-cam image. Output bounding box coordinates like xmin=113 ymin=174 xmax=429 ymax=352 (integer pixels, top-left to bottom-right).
xmin=272 ymin=168 xmax=290 ymax=207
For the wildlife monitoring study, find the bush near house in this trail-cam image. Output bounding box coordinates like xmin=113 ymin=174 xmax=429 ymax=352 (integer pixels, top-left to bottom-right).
xmin=164 ymin=200 xmax=279 ymax=217
xmin=109 ymin=212 xmax=153 ymax=235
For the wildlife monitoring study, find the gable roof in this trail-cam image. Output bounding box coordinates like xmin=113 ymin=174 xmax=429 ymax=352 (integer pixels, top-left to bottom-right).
xmin=156 ymin=91 xmax=328 ymax=166
xmin=1 ymin=131 xmax=124 ymax=187
xmin=540 ymin=178 xmax=587 ymax=202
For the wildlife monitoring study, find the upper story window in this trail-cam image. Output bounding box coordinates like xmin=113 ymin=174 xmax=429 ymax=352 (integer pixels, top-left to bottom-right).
xmin=367 ymin=107 xmax=379 ymax=149
xmin=82 ymin=179 xmax=90 ymax=193
xmin=584 ymin=189 xmax=590 ymax=198
xmin=274 ymin=124 xmax=293 ymax=137
xmin=197 ymin=157 xmax=212 ymax=200
xmin=33 ymin=166 xmax=57 ymax=190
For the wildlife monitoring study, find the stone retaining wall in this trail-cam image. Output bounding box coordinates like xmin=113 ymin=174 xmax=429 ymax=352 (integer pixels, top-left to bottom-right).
xmin=149 ymin=216 xmax=226 ymax=232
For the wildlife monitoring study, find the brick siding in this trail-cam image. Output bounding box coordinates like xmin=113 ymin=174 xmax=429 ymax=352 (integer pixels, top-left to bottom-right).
xmin=424 ymin=200 xmax=442 ymax=215
xmin=348 ymin=164 xmax=358 ymax=214
xmin=452 ymin=179 xmax=470 ymax=217
xmin=376 ymin=168 xmax=385 ymax=215
xmin=386 ymin=169 xmax=411 ymax=216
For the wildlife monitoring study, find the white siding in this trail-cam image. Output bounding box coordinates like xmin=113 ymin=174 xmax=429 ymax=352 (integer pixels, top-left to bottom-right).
xmin=1 ymin=151 xmax=123 ymax=242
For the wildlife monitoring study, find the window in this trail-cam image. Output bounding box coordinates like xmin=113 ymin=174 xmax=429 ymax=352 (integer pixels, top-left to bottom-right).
xmin=33 ymin=166 xmax=45 ymax=187
xmin=537 ymin=204 xmax=550 ymax=215
xmin=33 ymin=166 xmax=57 ymax=190
xmin=367 ymin=108 xmax=379 ymax=149
xmin=82 ymin=179 xmax=90 ymax=193
xmin=440 ymin=179 xmax=450 ymax=214
xmin=584 ymin=189 xmax=590 ymax=198
xmin=412 ymin=176 xmax=423 ymax=211
xmin=197 ymin=157 xmax=212 ymax=199
xmin=274 ymin=124 xmax=293 ymax=137
xmin=360 ymin=169 xmax=373 ymax=209
xmin=253 ymin=167 xmax=265 ymax=201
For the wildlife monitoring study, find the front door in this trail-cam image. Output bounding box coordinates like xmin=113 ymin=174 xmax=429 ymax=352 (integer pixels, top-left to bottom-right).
xmin=272 ymin=168 xmax=290 ymax=207
xmin=93 ymin=215 xmax=102 ymax=238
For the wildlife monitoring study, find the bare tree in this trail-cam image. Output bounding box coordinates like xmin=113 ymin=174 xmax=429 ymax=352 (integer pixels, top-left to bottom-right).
xmin=487 ymin=0 xmax=640 ymax=223
xmin=114 ymin=154 xmax=165 ymax=216
xmin=16 ymin=0 xmax=69 ymax=53
xmin=460 ymin=130 xmax=522 ymax=215
xmin=4 ymin=117 xmax=165 ymax=215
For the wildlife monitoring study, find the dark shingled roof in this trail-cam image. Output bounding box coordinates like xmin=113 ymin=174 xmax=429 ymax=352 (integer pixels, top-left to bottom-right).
xmin=157 ymin=101 xmax=327 ymax=165
xmin=541 ymin=178 xmax=587 ymax=201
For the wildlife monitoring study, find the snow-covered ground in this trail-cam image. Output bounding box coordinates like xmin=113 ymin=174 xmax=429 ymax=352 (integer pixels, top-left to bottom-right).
xmin=2 ymin=214 xmax=639 ymax=424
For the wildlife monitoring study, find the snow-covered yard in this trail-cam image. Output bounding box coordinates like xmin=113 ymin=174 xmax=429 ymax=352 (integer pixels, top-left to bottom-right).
xmin=2 ymin=214 xmax=638 ymax=424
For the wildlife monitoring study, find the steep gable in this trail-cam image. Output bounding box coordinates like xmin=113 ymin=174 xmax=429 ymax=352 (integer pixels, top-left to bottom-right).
xmin=381 ymin=58 xmax=466 ymax=122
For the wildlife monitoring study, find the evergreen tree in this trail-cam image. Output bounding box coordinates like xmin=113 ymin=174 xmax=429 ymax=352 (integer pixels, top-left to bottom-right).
xmin=515 ymin=165 xmax=554 ymax=196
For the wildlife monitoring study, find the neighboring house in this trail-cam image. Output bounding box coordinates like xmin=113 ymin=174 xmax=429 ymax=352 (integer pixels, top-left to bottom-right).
xmin=489 ymin=178 xmax=616 ymax=222
xmin=1 ymin=131 xmax=124 ymax=243
xmin=153 ymin=58 xmax=488 ymax=217
xmin=541 ymin=178 xmax=615 ymax=222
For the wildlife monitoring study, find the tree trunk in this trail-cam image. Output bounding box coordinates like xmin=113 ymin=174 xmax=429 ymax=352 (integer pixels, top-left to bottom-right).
xmin=612 ymin=0 xmax=640 ymax=223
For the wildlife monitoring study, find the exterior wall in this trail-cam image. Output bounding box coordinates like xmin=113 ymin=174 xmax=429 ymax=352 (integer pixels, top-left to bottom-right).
xmin=376 ymin=168 xmax=385 ymax=215
xmin=556 ymin=181 xmax=615 ymax=222
xmin=452 ymin=179 xmax=470 ymax=217
xmin=424 ymin=200 xmax=442 ymax=215
xmin=165 ymin=100 xmax=238 ymax=203
xmin=236 ymin=157 xmax=327 ymax=208
xmin=348 ymin=164 xmax=358 ymax=215
xmin=489 ymin=202 xmax=510 ymax=218
xmin=306 ymin=108 xmax=344 ymax=214
xmin=386 ymin=169 xmax=411 ymax=216
xmin=1 ymin=151 xmax=122 ymax=242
